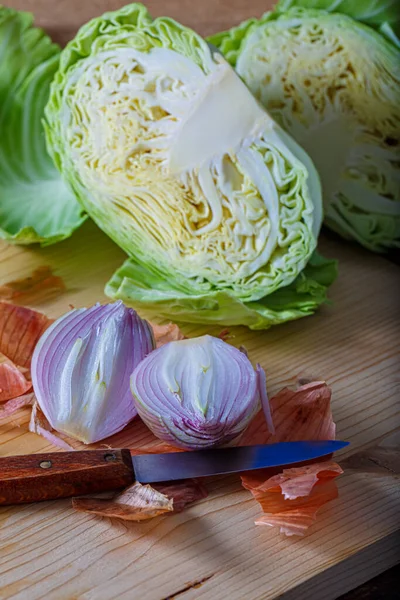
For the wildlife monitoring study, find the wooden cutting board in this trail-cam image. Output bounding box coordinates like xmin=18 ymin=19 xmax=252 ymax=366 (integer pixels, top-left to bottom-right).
xmin=1 ymin=2 xmax=399 ymax=599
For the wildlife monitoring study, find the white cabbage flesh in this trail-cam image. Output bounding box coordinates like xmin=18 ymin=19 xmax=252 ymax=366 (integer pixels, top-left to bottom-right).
xmin=54 ymin=41 xmax=320 ymax=302
xmin=234 ymin=13 xmax=400 ymax=249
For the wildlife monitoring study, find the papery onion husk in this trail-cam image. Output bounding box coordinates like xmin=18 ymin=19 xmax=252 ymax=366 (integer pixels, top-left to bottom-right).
xmin=72 ymin=481 xmax=173 ymax=521
xmin=31 ymin=301 xmax=154 ymax=443
xmin=150 ymin=322 xmax=185 ymax=347
xmin=29 ymin=399 xmax=75 ymax=450
xmin=72 ymin=477 xmax=208 ymax=521
xmin=0 ymin=266 xmax=66 ymax=305
xmin=131 ymin=335 xmax=271 ymax=450
xmin=0 ymin=353 xmax=31 ymax=402
xmin=240 ymin=380 xmax=342 ymax=536
xmin=244 ymin=462 xmax=343 ymax=536
xmin=0 ymin=392 xmax=35 ymax=419
xmin=0 ymin=301 xmax=52 ymax=368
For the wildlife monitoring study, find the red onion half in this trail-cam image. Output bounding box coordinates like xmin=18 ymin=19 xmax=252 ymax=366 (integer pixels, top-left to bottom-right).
xmin=131 ymin=335 xmax=272 ymax=450
xmin=31 ymin=301 xmax=154 ymax=443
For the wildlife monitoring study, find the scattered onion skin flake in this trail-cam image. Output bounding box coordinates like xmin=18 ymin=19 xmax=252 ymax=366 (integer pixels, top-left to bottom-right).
xmin=29 ymin=400 xmax=75 ymax=450
xmin=152 ymin=479 xmax=208 ymax=512
xmin=0 ymin=353 xmax=31 ymax=402
xmin=242 ymin=463 xmax=343 ymax=538
xmin=240 ymin=381 xmax=342 ymax=536
xmin=72 ymin=482 xmax=174 ymax=521
xmin=218 ymin=328 xmax=233 ymax=342
xmin=0 ymin=302 xmax=52 ymax=368
xmin=267 ymin=462 xmax=343 ymax=500
xmin=150 ymin=322 xmax=185 ymax=347
xmin=241 ymin=380 xmax=335 ymax=446
xmin=72 ymin=477 xmax=208 ymax=521
xmin=242 ymin=462 xmax=343 ymax=499
xmin=0 ymin=392 xmax=35 ymax=419
xmin=254 ymin=480 xmax=340 ymax=537
xmin=0 ymin=266 xmax=66 ymax=305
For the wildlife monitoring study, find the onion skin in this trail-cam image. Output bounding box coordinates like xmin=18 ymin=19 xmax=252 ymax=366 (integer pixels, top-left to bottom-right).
xmin=131 ymin=335 xmax=269 ymax=450
xmin=31 ymin=301 xmax=154 ymax=444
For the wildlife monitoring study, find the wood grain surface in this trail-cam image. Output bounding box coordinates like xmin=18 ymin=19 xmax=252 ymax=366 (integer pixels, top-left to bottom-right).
xmin=5 ymin=0 xmax=268 ymax=46
xmin=1 ymin=1 xmax=400 ymax=599
xmin=1 ymin=222 xmax=399 ymax=600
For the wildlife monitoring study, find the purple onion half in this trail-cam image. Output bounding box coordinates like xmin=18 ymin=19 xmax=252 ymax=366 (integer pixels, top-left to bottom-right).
xmin=130 ymin=335 xmax=272 ymax=450
xmin=31 ymin=301 xmax=154 ymax=443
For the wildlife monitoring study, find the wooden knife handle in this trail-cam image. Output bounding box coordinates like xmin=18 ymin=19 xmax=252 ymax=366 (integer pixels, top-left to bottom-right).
xmin=0 ymin=449 xmax=135 ymax=505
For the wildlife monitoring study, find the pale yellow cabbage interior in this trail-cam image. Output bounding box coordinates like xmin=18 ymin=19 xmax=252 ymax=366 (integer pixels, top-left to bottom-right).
xmin=60 ymin=47 xmax=315 ymax=300
xmin=236 ymin=17 xmax=400 ymax=220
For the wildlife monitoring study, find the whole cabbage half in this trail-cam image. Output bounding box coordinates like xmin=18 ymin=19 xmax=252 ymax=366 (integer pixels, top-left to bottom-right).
xmin=45 ymin=3 xmax=336 ymax=329
xmin=210 ymin=7 xmax=400 ymax=252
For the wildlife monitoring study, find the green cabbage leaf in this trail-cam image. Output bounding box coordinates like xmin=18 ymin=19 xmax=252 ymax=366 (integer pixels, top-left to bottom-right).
xmin=276 ymin=0 xmax=400 ymax=42
xmin=106 ymin=250 xmax=337 ymax=329
xmin=0 ymin=6 xmax=86 ymax=245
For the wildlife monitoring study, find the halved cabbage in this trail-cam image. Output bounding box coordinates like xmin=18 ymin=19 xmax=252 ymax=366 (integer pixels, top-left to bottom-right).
xmin=44 ymin=3 xmax=334 ymax=328
xmin=0 ymin=6 xmax=86 ymax=245
xmin=210 ymin=8 xmax=400 ymax=252
xmin=276 ymin=0 xmax=400 ymax=41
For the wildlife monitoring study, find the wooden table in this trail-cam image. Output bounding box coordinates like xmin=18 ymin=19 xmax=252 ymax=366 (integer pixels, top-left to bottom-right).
xmin=1 ymin=2 xmax=400 ymax=599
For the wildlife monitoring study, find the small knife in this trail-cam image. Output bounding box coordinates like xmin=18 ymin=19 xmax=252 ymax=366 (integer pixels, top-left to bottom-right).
xmin=0 ymin=440 xmax=348 ymax=505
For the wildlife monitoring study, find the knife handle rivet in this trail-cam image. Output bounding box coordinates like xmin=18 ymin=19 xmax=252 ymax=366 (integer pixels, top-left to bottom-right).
xmin=104 ymin=453 xmax=117 ymax=462
xmin=39 ymin=460 xmax=52 ymax=469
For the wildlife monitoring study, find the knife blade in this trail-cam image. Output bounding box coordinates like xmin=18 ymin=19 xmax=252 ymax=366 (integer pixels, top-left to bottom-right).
xmin=0 ymin=440 xmax=348 ymax=505
xmin=133 ymin=440 xmax=348 ymax=482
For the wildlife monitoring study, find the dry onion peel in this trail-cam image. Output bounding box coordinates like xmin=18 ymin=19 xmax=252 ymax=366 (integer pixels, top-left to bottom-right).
xmin=0 ymin=266 xmax=65 ymax=305
xmin=72 ymin=477 xmax=207 ymax=520
xmin=253 ymin=479 xmax=340 ymax=536
xmin=0 ymin=392 xmax=35 ymax=419
xmin=29 ymin=400 xmax=75 ymax=450
xmin=0 ymin=353 xmax=31 ymax=402
xmin=0 ymin=301 xmax=52 ymax=368
xmin=241 ymin=380 xmax=335 ymax=445
xmin=31 ymin=301 xmax=154 ymax=444
xmin=240 ymin=381 xmax=342 ymax=536
xmin=72 ymin=482 xmax=173 ymax=521
xmin=150 ymin=322 xmax=185 ymax=347
xmin=152 ymin=479 xmax=208 ymax=512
